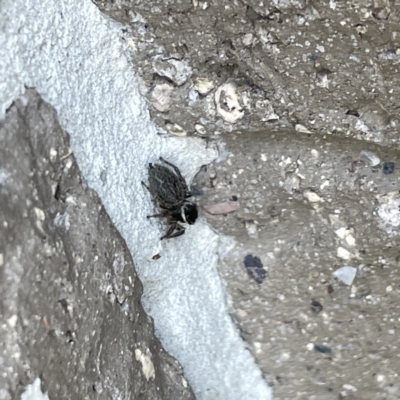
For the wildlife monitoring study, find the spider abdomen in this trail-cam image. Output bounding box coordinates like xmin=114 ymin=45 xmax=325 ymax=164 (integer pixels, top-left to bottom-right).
xmin=142 ymin=158 xmax=198 ymax=240
xmin=148 ymin=164 xmax=188 ymax=208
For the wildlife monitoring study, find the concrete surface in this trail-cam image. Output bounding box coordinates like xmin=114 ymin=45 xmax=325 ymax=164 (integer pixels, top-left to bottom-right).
xmin=3 ymin=0 xmax=400 ymax=399
xmin=193 ymin=129 xmax=400 ymax=399
xmin=93 ymin=0 xmax=400 ymax=146
xmin=92 ymin=0 xmax=400 ymax=399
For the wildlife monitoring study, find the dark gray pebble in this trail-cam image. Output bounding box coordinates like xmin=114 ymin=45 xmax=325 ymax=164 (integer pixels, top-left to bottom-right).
xmin=311 ymin=300 xmax=323 ymax=314
xmin=383 ymin=161 xmax=395 ymax=175
xmin=243 ymin=254 xmax=267 ymax=284
xmin=314 ymin=344 xmax=331 ymax=354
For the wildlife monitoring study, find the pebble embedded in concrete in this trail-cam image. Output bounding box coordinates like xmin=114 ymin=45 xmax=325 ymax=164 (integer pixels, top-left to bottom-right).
xmin=334 ymin=266 xmax=357 ymax=286
xmin=150 ymin=83 xmax=174 ymax=112
xmin=214 ymin=82 xmax=244 ymax=124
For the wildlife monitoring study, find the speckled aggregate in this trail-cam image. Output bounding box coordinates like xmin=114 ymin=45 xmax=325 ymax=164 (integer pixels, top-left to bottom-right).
xmin=0 ymin=1 xmax=271 ymax=399
xmin=194 ymin=129 xmax=400 ymax=399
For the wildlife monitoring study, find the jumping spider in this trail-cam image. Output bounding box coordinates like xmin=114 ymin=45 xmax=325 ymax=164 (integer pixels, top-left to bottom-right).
xmin=142 ymin=157 xmax=198 ymax=240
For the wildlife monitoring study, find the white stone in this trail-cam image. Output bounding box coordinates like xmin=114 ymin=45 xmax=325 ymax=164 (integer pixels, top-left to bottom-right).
xmin=295 ymin=124 xmax=312 ymax=134
xmin=195 ymin=124 xmax=206 ymax=135
xmin=345 ymin=234 xmax=356 ymax=247
xmin=214 ymin=83 xmax=244 ymax=124
xmin=242 ymin=33 xmax=254 ymax=47
xmin=335 ymin=227 xmax=347 ymax=239
xmin=7 ymin=314 xmax=18 ymax=328
xmin=153 ymin=58 xmax=192 ymax=86
xmin=303 ymin=189 xmax=323 ymax=203
xmin=337 ymin=247 xmax=351 ymax=260
xmin=135 ymin=349 xmax=155 ymax=381
xmin=193 ymin=77 xmax=214 ymax=95
xmin=311 ymin=149 xmax=319 ymax=158
xmin=165 ymin=122 xmax=187 ymax=137
xmin=334 ymin=266 xmax=356 ymax=285
xmin=360 ymin=150 xmax=380 ymax=167
xmin=150 ymin=83 xmax=174 ymax=112
xmin=342 ymin=384 xmax=357 ymax=392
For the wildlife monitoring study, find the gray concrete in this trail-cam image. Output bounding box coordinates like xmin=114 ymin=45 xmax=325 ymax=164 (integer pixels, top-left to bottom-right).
xmin=3 ymin=0 xmax=400 ymax=398
xmin=94 ymin=0 xmax=400 ymax=147
xmin=194 ymin=130 xmax=400 ymax=399
xmin=0 ymin=89 xmax=194 ymax=399
xmin=0 ymin=1 xmax=272 ymax=399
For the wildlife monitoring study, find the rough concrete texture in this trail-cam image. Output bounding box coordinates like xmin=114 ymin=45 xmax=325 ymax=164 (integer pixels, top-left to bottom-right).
xmin=90 ymin=0 xmax=400 ymax=399
xmin=3 ymin=0 xmax=400 ymax=398
xmin=0 ymin=1 xmax=272 ymax=399
xmin=0 ymin=89 xmax=194 ymax=400
xmin=193 ymin=130 xmax=400 ymax=399
xmin=94 ymin=0 xmax=400 ymax=146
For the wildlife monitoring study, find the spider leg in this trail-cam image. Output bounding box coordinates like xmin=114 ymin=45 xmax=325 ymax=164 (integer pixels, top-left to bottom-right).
xmin=159 ymin=157 xmax=186 ymax=182
xmin=168 ymin=228 xmax=186 ymax=239
xmin=141 ymin=181 xmax=151 ymax=193
xmin=160 ymin=223 xmax=186 ymax=240
xmin=147 ymin=213 xmax=167 ymax=219
xmin=160 ymin=224 xmax=176 ymax=240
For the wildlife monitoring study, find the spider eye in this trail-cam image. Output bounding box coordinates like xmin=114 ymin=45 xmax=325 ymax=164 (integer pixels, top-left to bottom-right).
xmin=184 ymin=203 xmax=198 ymax=224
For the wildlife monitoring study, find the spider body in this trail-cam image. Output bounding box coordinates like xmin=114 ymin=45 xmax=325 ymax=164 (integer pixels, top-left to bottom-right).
xmin=142 ymin=158 xmax=198 ymax=240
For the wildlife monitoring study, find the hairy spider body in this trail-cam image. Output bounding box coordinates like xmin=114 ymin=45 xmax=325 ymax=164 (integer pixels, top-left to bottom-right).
xmin=148 ymin=163 xmax=190 ymax=208
xmin=142 ymin=158 xmax=198 ymax=240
